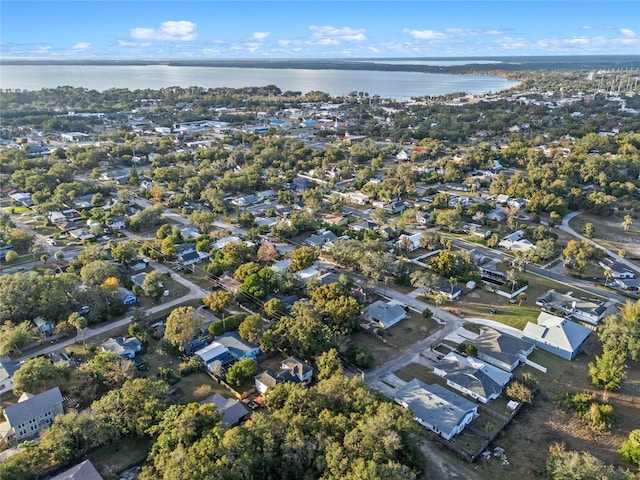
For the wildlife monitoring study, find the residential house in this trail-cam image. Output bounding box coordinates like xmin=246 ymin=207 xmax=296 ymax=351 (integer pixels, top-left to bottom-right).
xmin=230 ymin=195 xmax=259 ymax=207
xmin=50 ymin=460 xmax=103 ymax=480
xmin=486 ymin=208 xmax=507 ymax=223
xmin=254 ymin=357 xmax=313 ymax=395
xmin=523 ymin=312 xmax=592 ymax=360
xmin=0 ymin=357 xmax=23 ymax=394
xmin=395 ymin=233 xmax=422 ymax=252
xmin=599 ymin=258 xmax=635 ymax=279
xmin=364 ymin=300 xmax=407 ymax=329
xmin=179 ymin=250 xmax=201 ymax=266
xmin=212 ymin=236 xmax=242 ymax=250
xmin=393 ymin=379 xmax=478 ymax=441
xmin=1 ymin=387 xmax=64 ymax=443
xmin=33 ymin=316 xmax=55 ymax=337
xmin=449 ymin=196 xmax=470 ymax=208
xmin=176 ymin=243 xmax=196 ymax=257
xmin=131 ymin=272 xmax=148 ymax=288
xmin=200 ymin=393 xmax=248 ymax=426
xmin=100 ymin=337 xmax=142 ymax=359
xmin=614 ymin=277 xmax=640 ymax=292
xmin=195 ymin=342 xmax=230 ymax=372
xmin=384 ymin=201 xmax=407 ymax=214
xmin=536 ymin=289 xmax=608 ymax=325
xmin=344 ymin=191 xmax=369 ymax=206
xmin=117 ymin=287 xmax=137 ymax=306
xmin=295 ymin=266 xmax=322 ymax=283
xmin=305 ymin=229 xmax=338 ymax=249
xmin=433 ymin=352 xmax=511 ymax=404
xmin=435 ymin=280 xmax=462 ymax=300
xmin=107 ymin=216 xmax=125 ymax=230
xmin=498 ymin=230 xmax=535 ymax=252
xmin=473 ymin=327 xmax=534 ymax=372
xmin=215 ymin=332 xmax=260 ymax=361
xmin=347 ymin=219 xmax=377 ymax=231
xmin=507 ymin=198 xmax=527 ymax=210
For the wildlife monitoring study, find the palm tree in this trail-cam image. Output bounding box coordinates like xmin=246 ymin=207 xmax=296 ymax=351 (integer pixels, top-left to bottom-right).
xmin=506 ymin=269 xmax=518 ymax=293
xmin=517 ymin=292 xmax=527 ymax=306
xmin=433 ymin=293 xmax=447 ymax=308
xmin=603 ymin=267 xmax=613 ymax=286
xmin=448 ymin=276 xmax=458 ymax=299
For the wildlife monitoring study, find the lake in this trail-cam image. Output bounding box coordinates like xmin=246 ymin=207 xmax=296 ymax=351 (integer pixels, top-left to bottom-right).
xmin=0 ymin=64 xmax=519 ymax=100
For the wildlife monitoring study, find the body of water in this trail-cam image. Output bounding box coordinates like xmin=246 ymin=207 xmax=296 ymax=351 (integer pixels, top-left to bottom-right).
xmin=0 ymin=64 xmax=519 ymax=99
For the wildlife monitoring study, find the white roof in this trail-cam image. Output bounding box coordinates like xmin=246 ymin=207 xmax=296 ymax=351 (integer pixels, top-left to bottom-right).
xmin=195 ymin=342 xmax=228 ymax=363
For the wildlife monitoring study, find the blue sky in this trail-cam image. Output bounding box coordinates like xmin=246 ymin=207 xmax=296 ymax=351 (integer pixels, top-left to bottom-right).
xmin=1 ymin=1 xmax=639 ymax=59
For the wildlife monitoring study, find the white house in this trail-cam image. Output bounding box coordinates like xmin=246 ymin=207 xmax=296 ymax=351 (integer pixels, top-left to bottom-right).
xmin=1 ymin=387 xmax=64 ymax=443
xmin=395 ymin=233 xmax=422 ymax=252
xmin=523 ymin=312 xmax=592 ymax=361
xmin=394 ymin=379 xmax=478 ymax=441
xmin=499 ymin=230 xmax=535 ymax=252
xmin=433 ymin=352 xmax=511 ymax=404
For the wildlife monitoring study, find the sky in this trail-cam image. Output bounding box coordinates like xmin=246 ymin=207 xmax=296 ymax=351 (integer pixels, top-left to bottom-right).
xmin=1 ymin=1 xmax=639 ymax=59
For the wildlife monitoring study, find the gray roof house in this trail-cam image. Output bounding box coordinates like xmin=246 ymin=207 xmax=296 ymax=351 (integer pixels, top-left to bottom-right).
xmin=0 ymin=357 xmax=23 ymax=394
xmin=215 ymin=331 xmax=260 ymax=361
xmin=394 ymin=379 xmax=478 ymax=441
xmin=364 ymin=300 xmax=407 ymax=329
xmin=536 ymin=289 xmax=607 ymax=325
xmin=433 ymin=352 xmax=512 ymax=404
xmin=100 ymin=337 xmax=142 ymax=359
xmin=1 ymin=386 xmax=64 ymax=443
xmin=523 ymin=312 xmax=592 ymax=360
xmin=50 ymin=459 xmax=104 ymax=480
xmin=255 ymin=357 xmax=313 ymax=395
xmin=599 ymin=258 xmax=635 ymax=279
xmin=473 ymin=327 xmax=534 ymax=372
xmin=200 ymin=393 xmax=248 ymax=426
xmin=117 ymin=287 xmax=137 ymax=306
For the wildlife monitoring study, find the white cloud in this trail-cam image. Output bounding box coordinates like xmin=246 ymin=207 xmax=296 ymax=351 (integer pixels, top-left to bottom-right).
xmin=118 ymin=40 xmax=150 ymax=48
xmin=277 ymin=39 xmax=291 ymax=47
xmin=308 ymin=25 xmax=367 ymax=44
xmin=484 ymin=29 xmax=503 ymax=35
xmin=403 ymin=28 xmax=446 ymax=40
xmin=72 ymin=42 xmax=91 ymax=50
xmin=252 ymin=31 xmax=270 ymax=41
xmin=620 ymin=28 xmax=636 ymax=38
xmin=130 ymin=20 xmax=197 ymax=41
xmin=568 ymin=37 xmax=589 ymax=45
xmin=582 ymin=25 xmax=594 ymax=30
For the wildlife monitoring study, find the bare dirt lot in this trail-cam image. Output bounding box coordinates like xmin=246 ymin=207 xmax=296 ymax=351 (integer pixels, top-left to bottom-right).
xmin=474 ymin=349 xmax=640 ymax=479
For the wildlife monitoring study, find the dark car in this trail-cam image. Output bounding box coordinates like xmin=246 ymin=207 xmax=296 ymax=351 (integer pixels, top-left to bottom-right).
xmin=489 ymin=308 xmax=498 ymax=314
xmin=247 ymin=400 xmax=260 ymax=410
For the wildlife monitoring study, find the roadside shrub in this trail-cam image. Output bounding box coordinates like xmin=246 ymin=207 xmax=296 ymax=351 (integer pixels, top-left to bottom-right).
xmin=422 ymin=308 xmax=433 ymax=319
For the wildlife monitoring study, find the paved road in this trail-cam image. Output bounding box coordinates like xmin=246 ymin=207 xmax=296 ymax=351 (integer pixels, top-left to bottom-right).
xmin=560 ymin=211 xmax=640 ymax=276
xmin=17 ymin=256 xmax=209 ymax=362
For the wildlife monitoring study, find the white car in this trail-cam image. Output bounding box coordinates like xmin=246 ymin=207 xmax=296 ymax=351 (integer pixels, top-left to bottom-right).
xmin=47 ymin=239 xmax=57 ymax=246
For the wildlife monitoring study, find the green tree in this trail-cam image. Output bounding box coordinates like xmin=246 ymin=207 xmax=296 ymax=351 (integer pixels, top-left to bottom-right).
xmin=12 ymin=356 xmax=70 ymax=396
xmin=583 ymin=222 xmax=595 ymax=238
xmin=238 ymin=314 xmax=264 ymax=345
xmin=164 ymin=306 xmax=198 ymax=351
xmin=317 ymin=348 xmax=343 ymax=380
xmin=68 ymin=312 xmax=88 ymax=347
xmin=621 ymin=215 xmax=634 ymax=231
xmin=588 ymin=350 xmax=626 ymax=399
xmin=262 ymin=297 xmax=285 ymax=319
xmin=203 ymin=290 xmax=233 ymax=315
xmin=79 ymin=260 xmax=120 ymax=287
xmin=619 ymin=429 xmax=640 ymax=466
xmin=111 ymin=240 xmax=139 ymax=264
xmin=546 ymin=443 xmax=632 ymax=480
xmin=505 ymin=381 xmax=533 ymax=404
xmin=290 ymin=245 xmax=318 ymax=272
xmin=309 ymin=283 xmax=361 ymax=335
xmin=4 ymin=249 xmax=18 ymax=262
xmin=91 ymin=378 xmax=168 ymax=438
xmin=141 ymin=270 xmax=166 ymax=301
xmin=0 ymin=321 xmax=38 ymax=355
xmin=225 ymin=358 xmax=259 ymax=386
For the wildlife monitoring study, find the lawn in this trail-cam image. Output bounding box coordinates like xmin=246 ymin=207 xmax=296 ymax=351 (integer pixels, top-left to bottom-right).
xmin=568 ymin=212 xmax=640 ymax=262
xmin=88 ymin=435 xmax=150 ymax=480
xmin=452 ymin=272 xmax=600 ymax=331
xmin=383 ymin=311 xmax=441 ymax=349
